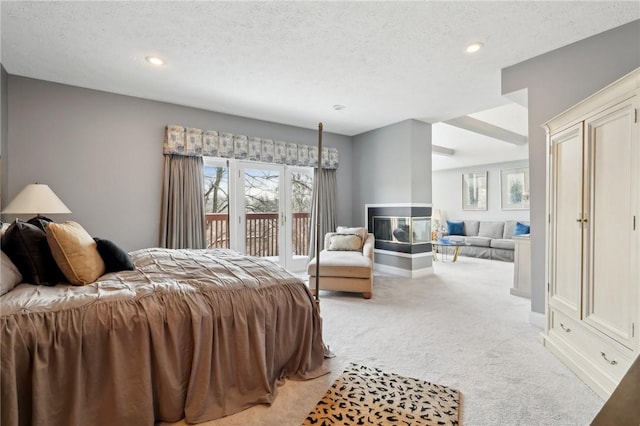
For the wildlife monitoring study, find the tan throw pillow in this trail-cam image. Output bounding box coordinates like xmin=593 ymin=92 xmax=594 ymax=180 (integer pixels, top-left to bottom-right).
xmin=335 ymin=226 xmax=367 ymax=240
xmin=328 ymin=234 xmax=363 ymax=251
xmin=46 ymin=221 xmax=105 ymax=285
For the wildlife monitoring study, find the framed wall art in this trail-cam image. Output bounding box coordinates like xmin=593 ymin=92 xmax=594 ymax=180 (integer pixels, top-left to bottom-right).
xmin=500 ymin=167 xmax=530 ymax=210
xmin=462 ymin=171 xmax=487 ymax=210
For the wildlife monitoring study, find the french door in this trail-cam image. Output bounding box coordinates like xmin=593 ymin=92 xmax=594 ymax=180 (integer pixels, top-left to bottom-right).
xmin=203 ymin=158 xmax=312 ymax=271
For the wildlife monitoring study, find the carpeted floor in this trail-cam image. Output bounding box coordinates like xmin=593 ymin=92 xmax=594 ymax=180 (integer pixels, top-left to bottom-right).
xmin=162 ymin=256 xmax=604 ymax=426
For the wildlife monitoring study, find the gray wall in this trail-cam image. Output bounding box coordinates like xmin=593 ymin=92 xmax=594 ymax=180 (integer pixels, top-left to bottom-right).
xmin=1 ymin=65 xmax=7 ymax=207
xmin=502 ymin=20 xmax=640 ymax=314
xmin=4 ymin=76 xmax=353 ymax=251
xmin=352 ymin=119 xmax=432 ymax=223
xmin=433 ymin=159 xmax=530 ymax=224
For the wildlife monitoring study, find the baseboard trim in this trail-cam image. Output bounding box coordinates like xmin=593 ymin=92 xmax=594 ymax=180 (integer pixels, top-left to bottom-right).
xmin=374 ymin=263 xmax=433 ymax=278
xmin=529 ymin=311 xmax=545 ymax=330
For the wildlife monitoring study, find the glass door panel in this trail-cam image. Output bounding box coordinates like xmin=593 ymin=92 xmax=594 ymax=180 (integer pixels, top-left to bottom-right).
xmin=242 ymin=165 xmax=282 ymax=261
xmin=287 ymin=168 xmax=313 ymax=271
xmin=203 ymin=158 xmax=230 ymax=249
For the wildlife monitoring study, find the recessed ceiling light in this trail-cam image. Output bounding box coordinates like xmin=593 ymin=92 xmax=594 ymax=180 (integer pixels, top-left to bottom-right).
xmin=466 ymin=42 xmax=484 ymax=53
xmin=145 ymin=56 xmax=165 ymax=66
xmin=333 ymin=105 xmax=345 ymax=111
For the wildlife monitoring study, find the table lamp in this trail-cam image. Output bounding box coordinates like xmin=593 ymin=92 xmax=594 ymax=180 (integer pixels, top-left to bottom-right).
xmin=431 ymin=209 xmax=442 ymax=241
xmin=2 ymin=183 xmax=71 ymax=220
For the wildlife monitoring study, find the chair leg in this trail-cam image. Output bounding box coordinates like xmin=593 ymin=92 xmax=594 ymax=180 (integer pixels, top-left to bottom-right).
xmin=362 ymin=292 xmax=372 ymax=299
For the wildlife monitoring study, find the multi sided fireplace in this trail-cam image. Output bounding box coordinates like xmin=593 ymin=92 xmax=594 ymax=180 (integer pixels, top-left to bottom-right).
xmin=366 ymin=205 xmax=432 ymax=255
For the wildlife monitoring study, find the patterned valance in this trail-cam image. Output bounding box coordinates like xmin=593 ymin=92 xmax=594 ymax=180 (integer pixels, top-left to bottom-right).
xmin=164 ymin=125 xmax=339 ymax=169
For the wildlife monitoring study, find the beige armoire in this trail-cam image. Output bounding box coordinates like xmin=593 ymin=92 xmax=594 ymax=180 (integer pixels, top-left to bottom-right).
xmin=543 ymin=68 xmax=639 ymax=399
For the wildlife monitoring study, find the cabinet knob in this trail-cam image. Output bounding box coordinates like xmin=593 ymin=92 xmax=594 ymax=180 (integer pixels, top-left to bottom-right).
xmin=600 ymin=352 xmax=618 ymax=365
xmin=560 ymin=323 xmax=571 ymax=333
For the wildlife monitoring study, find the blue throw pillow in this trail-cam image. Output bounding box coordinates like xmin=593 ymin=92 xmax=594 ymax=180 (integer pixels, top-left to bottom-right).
xmin=514 ymin=222 xmax=530 ymax=236
xmin=446 ymin=220 xmax=464 ymax=236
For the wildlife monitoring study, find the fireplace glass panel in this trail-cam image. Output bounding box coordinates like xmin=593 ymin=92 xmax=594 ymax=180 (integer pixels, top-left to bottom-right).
xmin=373 ymin=216 xmax=430 ymax=245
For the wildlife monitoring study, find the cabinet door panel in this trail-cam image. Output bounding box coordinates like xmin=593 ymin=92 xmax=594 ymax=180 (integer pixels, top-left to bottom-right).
xmin=550 ymin=124 xmax=584 ymax=318
xmin=584 ymin=99 xmax=638 ymax=350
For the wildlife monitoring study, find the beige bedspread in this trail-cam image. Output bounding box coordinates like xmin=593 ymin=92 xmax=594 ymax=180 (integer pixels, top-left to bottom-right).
xmin=1 ymin=248 xmax=328 ymax=426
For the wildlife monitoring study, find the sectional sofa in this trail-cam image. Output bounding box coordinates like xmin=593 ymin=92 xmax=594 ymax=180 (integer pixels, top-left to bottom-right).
xmin=444 ymin=220 xmax=529 ymax=262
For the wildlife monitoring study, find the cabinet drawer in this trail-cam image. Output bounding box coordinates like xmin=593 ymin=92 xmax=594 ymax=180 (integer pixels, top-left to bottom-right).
xmin=549 ymin=308 xmax=635 ymax=383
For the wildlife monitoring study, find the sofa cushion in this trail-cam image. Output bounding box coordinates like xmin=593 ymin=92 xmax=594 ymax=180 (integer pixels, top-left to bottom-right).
xmin=307 ymin=250 xmax=371 ymax=279
xmin=491 ymin=239 xmax=515 ymax=250
xmin=478 ymin=222 xmax=505 ymax=239
xmin=46 ymin=221 xmax=105 ymax=285
xmin=514 ymin=222 xmax=531 ymax=236
xmin=464 ymin=236 xmax=492 ymax=247
xmin=463 ymin=221 xmax=480 ymax=236
xmin=446 ymin=220 xmax=464 ymax=236
xmin=503 ymin=221 xmax=517 ymax=239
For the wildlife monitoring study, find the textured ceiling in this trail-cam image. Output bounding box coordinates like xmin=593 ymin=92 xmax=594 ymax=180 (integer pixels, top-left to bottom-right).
xmin=1 ymin=1 xmax=639 ymax=137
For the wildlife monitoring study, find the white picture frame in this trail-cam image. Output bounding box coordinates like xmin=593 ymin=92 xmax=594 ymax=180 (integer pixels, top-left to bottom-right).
xmin=500 ymin=167 xmax=530 ymax=210
xmin=462 ymin=171 xmax=487 ymax=210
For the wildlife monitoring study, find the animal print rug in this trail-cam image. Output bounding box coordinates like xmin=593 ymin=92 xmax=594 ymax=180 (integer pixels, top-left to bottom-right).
xmin=302 ymin=363 xmax=460 ymax=425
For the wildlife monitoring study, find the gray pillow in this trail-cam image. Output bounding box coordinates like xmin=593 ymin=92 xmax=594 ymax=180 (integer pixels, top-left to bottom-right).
xmin=463 ymin=221 xmax=480 ymax=236
xmin=478 ymin=222 xmax=505 ymax=239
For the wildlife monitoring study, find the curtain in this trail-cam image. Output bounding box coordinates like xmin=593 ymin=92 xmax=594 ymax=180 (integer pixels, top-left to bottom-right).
xmin=160 ymin=155 xmax=206 ymax=249
xmin=308 ymin=168 xmax=337 ymax=259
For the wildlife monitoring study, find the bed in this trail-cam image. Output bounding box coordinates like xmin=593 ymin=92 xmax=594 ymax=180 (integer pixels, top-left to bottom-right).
xmin=1 ymin=247 xmax=328 ymax=426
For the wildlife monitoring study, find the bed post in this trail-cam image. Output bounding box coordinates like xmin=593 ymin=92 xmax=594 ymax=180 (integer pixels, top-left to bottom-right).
xmin=314 ymin=122 xmax=323 ymax=307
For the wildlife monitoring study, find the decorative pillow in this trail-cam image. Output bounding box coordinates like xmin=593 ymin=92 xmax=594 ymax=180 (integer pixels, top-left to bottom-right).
xmin=446 ymin=221 xmax=464 ymax=236
xmin=514 ymin=222 xmax=531 ymax=236
xmin=46 ymin=221 xmax=105 ymax=285
xmin=0 ymin=220 xmax=64 ymax=286
xmin=26 ymin=216 xmax=54 ymax=232
xmin=327 ymin=234 xmax=363 ymax=251
xmin=0 ymin=250 xmax=22 ymax=295
xmin=94 ymin=238 xmax=134 ymax=273
xmin=335 ymin=226 xmax=367 ymax=240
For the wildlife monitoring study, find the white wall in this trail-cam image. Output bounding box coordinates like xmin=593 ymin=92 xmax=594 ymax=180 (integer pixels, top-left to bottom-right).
xmin=432 ymin=159 xmax=530 ymax=224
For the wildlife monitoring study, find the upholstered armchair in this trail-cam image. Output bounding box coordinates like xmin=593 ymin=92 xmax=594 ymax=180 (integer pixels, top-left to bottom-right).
xmin=307 ymin=228 xmax=375 ymax=299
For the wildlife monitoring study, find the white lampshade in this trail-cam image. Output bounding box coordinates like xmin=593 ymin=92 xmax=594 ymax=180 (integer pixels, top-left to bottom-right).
xmin=431 ymin=209 xmax=442 ymax=221
xmin=2 ymin=184 xmax=71 ymax=215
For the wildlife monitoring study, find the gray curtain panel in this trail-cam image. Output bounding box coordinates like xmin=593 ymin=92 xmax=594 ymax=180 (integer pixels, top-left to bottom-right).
xmin=160 ymin=155 xmax=206 ymax=249
xmin=308 ymin=168 xmax=337 ymax=259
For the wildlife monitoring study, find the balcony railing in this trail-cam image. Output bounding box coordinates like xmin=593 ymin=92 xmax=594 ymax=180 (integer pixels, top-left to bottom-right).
xmin=205 ymin=212 xmax=310 ymax=257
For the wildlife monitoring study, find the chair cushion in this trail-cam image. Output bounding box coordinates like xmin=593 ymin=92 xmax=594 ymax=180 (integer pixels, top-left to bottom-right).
xmin=327 ymin=234 xmax=363 ymax=251
xmin=308 ymin=250 xmax=371 ymax=279
xmin=491 ymin=239 xmax=515 ymax=250
xmin=464 ymin=236 xmax=492 ymax=247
